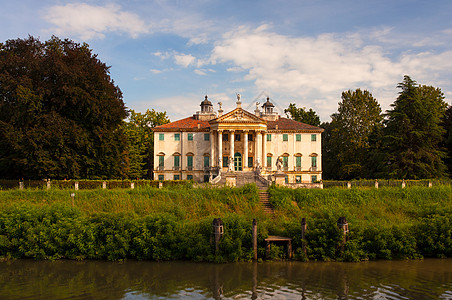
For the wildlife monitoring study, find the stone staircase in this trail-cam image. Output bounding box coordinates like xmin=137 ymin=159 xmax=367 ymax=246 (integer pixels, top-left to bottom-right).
xmin=259 ymin=191 xmax=274 ymax=214
xmin=212 ymin=171 xmax=269 ymax=190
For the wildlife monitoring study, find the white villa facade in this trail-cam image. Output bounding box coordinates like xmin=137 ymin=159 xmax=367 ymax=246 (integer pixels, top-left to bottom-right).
xmin=152 ymin=95 xmax=323 ymax=184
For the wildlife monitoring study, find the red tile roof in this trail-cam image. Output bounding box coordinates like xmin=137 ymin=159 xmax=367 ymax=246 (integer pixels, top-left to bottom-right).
xmin=153 ymin=117 xmax=210 ymax=131
xmin=267 ymin=117 xmax=323 ymax=132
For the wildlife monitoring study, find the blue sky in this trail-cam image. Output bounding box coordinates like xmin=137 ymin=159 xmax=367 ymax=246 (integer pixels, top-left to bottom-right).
xmin=1 ymin=0 xmax=452 ymax=122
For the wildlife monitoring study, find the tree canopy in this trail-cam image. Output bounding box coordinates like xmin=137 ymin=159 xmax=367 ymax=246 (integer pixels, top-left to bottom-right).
xmin=0 ymin=36 xmax=128 ymax=179
xmin=381 ymin=76 xmax=448 ymax=179
xmin=284 ymin=103 xmax=321 ymax=126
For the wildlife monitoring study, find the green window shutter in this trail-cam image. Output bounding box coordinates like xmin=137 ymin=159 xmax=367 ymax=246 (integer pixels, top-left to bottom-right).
xmin=283 ymin=134 xmax=288 ymax=141
xmin=267 ymin=156 xmax=272 ymax=167
xmin=267 ymin=134 xmax=271 ymax=141
xmin=296 ymin=156 xmax=301 ymax=167
xmin=248 ymin=157 xmax=253 ymax=168
xmin=173 ymin=175 xmax=180 ymax=180
xmin=188 ymin=133 xmax=193 ymax=141
xmin=296 ymin=134 xmax=301 ymax=141
xmin=311 ymin=156 xmax=317 ymax=168
xmin=223 ymin=156 xmax=228 ymax=167
xmin=174 ymin=133 xmax=180 ymax=141
xmin=283 ymin=156 xmax=288 ymax=167
xmin=159 ymin=156 xmax=164 ymax=167
xmin=159 ymin=133 xmax=164 ymax=141
xmin=174 ymin=156 xmax=180 ymax=167
xmin=204 ymin=133 xmax=210 ymax=141
xmin=187 ymin=156 xmax=193 ymax=167
xmin=311 ymin=175 xmax=317 ymax=183
xmin=187 ymin=175 xmax=193 ymax=180
xmin=204 ymin=156 xmax=210 ymax=167
xmin=311 ymin=134 xmax=316 ymax=141
xmin=296 ymin=175 xmax=301 ymax=183
xmin=158 ymin=175 xmax=164 ymax=181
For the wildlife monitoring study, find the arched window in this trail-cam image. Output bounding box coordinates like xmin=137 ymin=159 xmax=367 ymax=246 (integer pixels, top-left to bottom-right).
xmin=186 ymin=152 xmax=194 ymax=170
xmin=157 ymin=152 xmax=165 ymax=170
xmin=295 ymin=153 xmax=302 ymax=169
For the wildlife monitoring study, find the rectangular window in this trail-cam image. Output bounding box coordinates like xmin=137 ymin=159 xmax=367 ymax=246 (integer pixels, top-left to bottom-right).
xmin=283 ymin=156 xmax=288 ymax=168
xmin=174 ymin=175 xmax=180 ymax=180
xmin=203 ymin=175 xmax=210 ymax=182
xmin=296 ymin=175 xmax=301 ymax=183
xmin=248 ymin=157 xmax=253 ymax=168
xmin=174 ymin=156 xmax=180 ymax=167
xmin=159 ymin=156 xmax=164 ymax=167
xmin=311 ymin=156 xmax=317 ymax=168
xmin=267 ymin=134 xmax=271 ymax=141
xmin=311 ymin=175 xmax=318 ymax=183
xmin=187 ymin=175 xmax=193 ymax=180
xmin=188 ymin=133 xmax=193 ymax=141
xmin=283 ymin=134 xmax=288 ymax=141
xmin=174 ymin=133 xmax=180 ymax=141
xmin=223 ymin=134 xmax=228 ymax=141
xmin=204 ymin=133 xmax=210 ymax=141
xmin=159 ymin=133 xmax=164 ymax=141
xmin=223 ymin=156 xmax=228 ymax=168
xmin=296 ymin=156 xmax=301 ymax=167
xmin=204 ymin=156 xmax=210 ymax=168
xmin=187 ymin=156 xmax=193 ymax=167
xmin=267 ymin=156 xmax=272 ymax=167
xmin=296 ymin=134 xmax=301 ymax=141
xmin=248 ymin=134 xmax=253 ymax=141
xmin=285 ymin=175 xmax=288 ymax=184
xmin=235 ymin=134 xmax=241 ymax=141
xmin=311 ymin=134 xmax=317 ymax=141
xmin=158 ymin=175 xmax=164 ymax=181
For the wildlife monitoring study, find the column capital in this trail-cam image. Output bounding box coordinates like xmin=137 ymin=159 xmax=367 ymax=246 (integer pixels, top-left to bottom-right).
xmin=229 ymin=129 xmax=235 ymax=133
xmin=217 ymin=129 xmax=223 ymax=133
xmin=243 ymin=129 xmax=249 ymax=133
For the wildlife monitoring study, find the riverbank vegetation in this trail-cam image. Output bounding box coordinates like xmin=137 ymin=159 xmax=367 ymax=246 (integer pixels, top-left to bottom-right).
xmin=0 ymin=184 xmax=451 ymax=262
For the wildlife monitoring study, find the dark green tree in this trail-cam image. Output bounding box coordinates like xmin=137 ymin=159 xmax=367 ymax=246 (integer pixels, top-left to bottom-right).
xmin=381 ymin=76 xmax=448 ymax=179
xmin=122 ymin=109 xmax=169 ymax=179
xmin=324 ymin=89 xmax=383 ymax=179
xmin=443 ymin=105 xmax=452 ymax=176
xmin=284 ymin=103 xmax=321 ymax=126
xmin=0 ymin=36 xmax=128 ymax=179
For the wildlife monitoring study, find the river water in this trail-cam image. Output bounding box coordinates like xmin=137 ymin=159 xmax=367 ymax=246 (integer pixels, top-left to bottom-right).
xmin=1 ymin=259 xmax=451 ymax=299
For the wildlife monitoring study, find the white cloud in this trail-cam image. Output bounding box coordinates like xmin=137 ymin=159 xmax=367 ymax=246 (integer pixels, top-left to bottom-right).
xmin=150 ymin=69 xmax=163 ymax=74
xmin=208 ymin=26 xmax=452 ymax=120
xmin=194 ymin=69 xmax=206 ymax=75
xmin=43 ymin=3 xmax=149 ymax=39
xmin=174 ymin=53 xmax=196 ymax=68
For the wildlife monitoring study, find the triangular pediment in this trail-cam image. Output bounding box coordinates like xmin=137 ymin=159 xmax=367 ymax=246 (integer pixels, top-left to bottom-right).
xmin=212 ymin=108 xmax=265 ymax=124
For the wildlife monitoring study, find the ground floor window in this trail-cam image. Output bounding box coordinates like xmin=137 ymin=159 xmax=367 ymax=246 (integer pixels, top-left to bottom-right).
xmin=158 ymin=175 xmax=164 ymax=181
xmin=267 ymin=156 xmax=272 ymax=168
xmin=223 ymin=156 xmax=228 ymax=168
xmin=311 ymin=175 xmax=318 ymax=183
xmin=248 ymin=157 xmax=253 ymax=168
xmin=203 ymin=175 xmax=210 ymax=182
xmin=187 ymin=175 xmax=193 ymax=180
xmin=285 ymin=175 xmax=288 ymax=183
xmin=174 ymin=175 xmax=180 ymax=180
xmin=296 ymin=175 xmax=301 ymax=183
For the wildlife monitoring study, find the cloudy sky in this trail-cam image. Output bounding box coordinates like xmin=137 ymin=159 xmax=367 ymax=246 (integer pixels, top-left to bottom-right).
xmin=1 ymin=0 xmax=452 ymax=122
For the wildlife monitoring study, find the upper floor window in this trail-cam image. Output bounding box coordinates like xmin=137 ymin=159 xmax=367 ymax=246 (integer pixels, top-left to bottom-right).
xmin=204 ymin=133 xmax=210 ymax=141
xmin=159 ymin=133 xmax=164 ymax=141
xmin=188 ymin=133 xmax=193 ymax=141
xmin=174 ymin=133 xmax=180 ymax=141
xmin=187 ymin=155 xmax=193 ymax=167
xmin=248 ymin=134 xmax=253 ymax=141
xmin=296 ymin=156 xmax=301 ymax=167
xmin=311 ymin=134 xmax=317 ymax=142
xmin=267 ymin=134 xmax=271 ymax=141
xmin=283 ymin=134 xmax=288 ymax=141
xmin=311 ymin=156 xmax=317 ymax=168
xmin=296 ymin=134 xmax=301 ymax=141
xmin=267 ymin=155 xmax=272 ymax=168
xmin=235 ymin=134 xmax=241 ymax=141
xmin=204 ymin=156 xmax=210 ymax=168
xmin=223 ymin=134 xmax=229 ymax=142
xmin=159 ymin=156 xmax=164 ymax=167
xmin=173 ymin=155 xmax=180 ymax=167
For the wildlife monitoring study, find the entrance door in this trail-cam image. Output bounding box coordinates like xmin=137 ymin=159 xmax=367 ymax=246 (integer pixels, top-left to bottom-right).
xmin=234 ymin=152 xmax=242 ymax=171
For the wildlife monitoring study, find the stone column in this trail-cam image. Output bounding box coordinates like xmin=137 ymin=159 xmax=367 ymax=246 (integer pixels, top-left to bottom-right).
xmin=243 ymin=130 xmax=248 ymax=170
xmin=230 ymin=130 xmax=235 ymax=159
xmin=210 ymin=130 xmax=215 ymax=167
xmin=218 ymin=130 xmax=223 ymax=168
xmin=262 ymin=131 xmax=267 ymax=168
xmin=256 ymin=130 xmax=262 ymax=167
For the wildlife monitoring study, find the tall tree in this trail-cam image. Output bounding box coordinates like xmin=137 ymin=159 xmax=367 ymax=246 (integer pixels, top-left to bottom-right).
xmin=381 ymin=76 xmax=448 ymax=179
xmin=0 ymin=36 xmax=128 ymax=179
xmin=284 ymin=103 xmax=321 ymax=126
xmin=122 ymin=109 xmax=169 ymax=179
xmin=324 ymin=89 xmax=383 ymax=179
xmin=443 ymin=105 xmax=452 ymax=176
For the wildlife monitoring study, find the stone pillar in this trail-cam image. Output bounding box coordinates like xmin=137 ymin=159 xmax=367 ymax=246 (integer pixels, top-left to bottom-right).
xmin=402 ymin=179 xmax=406 ymax=188
xmin=256 ymin=131 xmax=262 ymax=166
xmin=19 ymin=181 xmax=24 ymax=190
xmin=244 ymin=131 xmax=248 ymax=170
xmin=375 ymin=179 xmax=379 ymax=189
xmin=46 ymin=179 xmax=51 ymax=190
xmin=428 ymin=181 xmax=432 ymax=188
xmin=102 ymin=181 xmax=107 ymax=189
xmin=347 ymin=181 xmax=351 ymax=189
xmin=131 ymin=182 xmax=135 ymax=189
xmin=218 ymin=130 xmax=223 ymax=168
xmin=230 ymin=130 xmax=235 ymax=160
xmin=75 ymin=181 xmax=79 ymax=191
xmin=252 ymin=219 xmax=257 ymax=260
xmin=210 ymin=131 xmax=215 ymax=167
xmin=262 ymin=131 xmax=267 ymax=168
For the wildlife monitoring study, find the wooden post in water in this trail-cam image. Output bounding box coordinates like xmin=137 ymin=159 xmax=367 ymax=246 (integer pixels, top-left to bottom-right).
xmin=102 ymin=181 xmax=107 ymax=189
xmin=337 ymin=217 xmax=349 ymax=253
xmin=212 ymin=218 xmax=224 ymax=254
xmin=375 ymin=179 xmax=379 ymax=189
xmin=301 ymin=217 xmax=307 ymax=255
xmin=75 ymin=181 xmax=79 ymax=191
xmin=19 ymin=181 xmax=24 ymax=190
xmin=252 ymin=219 xmax=257 ymax=260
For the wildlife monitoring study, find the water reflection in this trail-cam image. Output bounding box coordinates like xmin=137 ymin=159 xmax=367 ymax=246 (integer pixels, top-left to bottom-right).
xmin=0 ymin=259 xmax=451 ymax=299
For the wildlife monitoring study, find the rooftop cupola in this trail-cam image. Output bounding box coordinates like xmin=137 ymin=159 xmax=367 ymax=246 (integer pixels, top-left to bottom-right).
xmin=194 ymin=95 xmax=217 ymax=120
xmin=260 ymin=97 xmax=279 ymax=121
